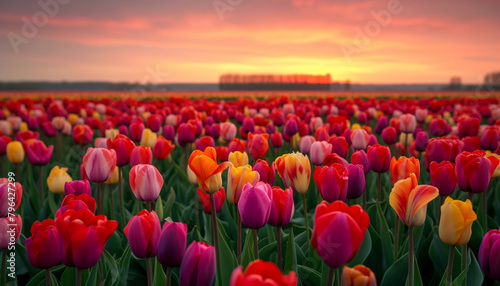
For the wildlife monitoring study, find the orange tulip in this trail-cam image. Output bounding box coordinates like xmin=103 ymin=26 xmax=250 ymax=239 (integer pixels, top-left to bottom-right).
xmin=341 ymin=265 xmax=377 ymax=286
xmin=188 ymin=147 xmax=232 ymax=194
xmin=390 ymin=156 xmax=420 ymax=185
xmin=275 ymin=152 xmax=311 ymax=194
xmin=389 ymin=173 xmax=438 ymax=227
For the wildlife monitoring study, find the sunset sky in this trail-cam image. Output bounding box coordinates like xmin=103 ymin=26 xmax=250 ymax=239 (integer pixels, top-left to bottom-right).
xmin=1 ymin=0 xmax=499 ymax=84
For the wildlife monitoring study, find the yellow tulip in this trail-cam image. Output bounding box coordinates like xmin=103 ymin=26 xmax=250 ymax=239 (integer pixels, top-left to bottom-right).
xmin=187 ymin=165 xmax=198 ymax=185
xmin=19 ymin=122 xmax=28 ymax=132
xmin=485 ymin=151 xmax=500 ymax=177
xmin=275 ymin=152 xmax=311 ymax=194
xmin=105 ymin=129 xmax=119 ymax=140
xmin=6 ymin=141 xmax=25 ymax=164
xmin=140 ymin=128 xmax=157 ymax=148
xmin=226 ymin=165 xmax=260 ymax=204
xmin=105 ymin=167 xmax=119 ymax=185
xmin=351 ymin=123 xmax=361 ymax=130
xmin=68 ymin=113 xmax=80 ymax=126
xmin=228 ymin=151 xmax=249 ymax=168
xmin=47 ymin=166 xmax=73 ymax=194
xmin=439 ymin=197 xmax=476 ymax=245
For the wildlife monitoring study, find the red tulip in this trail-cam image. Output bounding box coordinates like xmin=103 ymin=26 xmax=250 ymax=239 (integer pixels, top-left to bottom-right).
xmin=15 ymin=130 xmax=39 ymax=145
xmin=55 ymin=208 xmax=117 ymax=269
xmin=312 ymin=201 xmax=369 ymax=268
xmin=177 ymin=123 xmax=197 ymax=147
xmin=179 ymin=241 xmax=215 ymax=286
xmin=146 ymin=114 xmax=162 ymax=132
xmin=351 ymin=150 xmax=370 ymax=175
xmin=72 ymin=125 xmax=94 ymax=145
xmin=430 ymin=161 xmax=457 ymax=196
xmin=0 ymin=135 xmax=12 ymax=155
xmin=228 ymin=138 xmax=247 ymax=153
xmin=130 ymin=146 xmax=153 ymax=167
xmin=0 ymin=214 xmax=22 ymax=249
xmin=124 ymin=210 xmax=161 ymax=258
xmin=329 ymin=136 xmax=349 ymax=159
xmin=55 ymin=194 xmax=96 ymax=220
xmin=216 ymin=146 xmax=229 ymax=161
xmin=25 ymin=219 xmax=62 ymax=269
xmin=107 ymin=134 xmax=136 ymax=167
xmin=0 ymin=178 xmax=22 ymax=217
xmin=268 ymin=186 xmax=294 ymax=227
xmin=481 ymin=126 xmax=500 ymax=151
xmin=129 ymin=121 xmax=145 ymax=142
xmin=82 ymin=147 xmax=117 ymax=183
xmin=248 ymin=132 xmax=269 ymax=160
xmin=197 ymin=187 xmax=226 ymax=214
xmin=24 ymin=139 xmax=53 ymax=166
xmin=462 ymin=136 xmax=481 ymax=152
xmin=252 ymin=159 xmax=276 ymax=185
xmin=366 ymin=144 xmax=391 ymax=173
xmin=157 ymin=221 xmax=187 ymax=267
xmin=382 ymin=127 xmax=398 ymax=145
xmin=455 ymin=151 xmax=499 ymax=193
xmin=195 ymin=136 xmax=215 ymax=151
xmin=271 ymin=132 xmax=284 ymax=149
xmin=314 ymin=164 xmax=349 ymax=202
xmin=230 ymin=260 xmax=297 ymax=286
xmin=458 ymin=117 xmax=480 ymax=138
xmin=129 ymin=164 xmax=164 ymax=202
xmin=153 ymin=136 xmax=175 ymax=160
xmin=42 ymin=121 xmax=58 ymax=137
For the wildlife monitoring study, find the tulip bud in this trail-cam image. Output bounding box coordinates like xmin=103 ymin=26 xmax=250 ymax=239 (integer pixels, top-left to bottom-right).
xmin=157 ymin=221 xmax=187 ymax=267
xmin=341 ymin=265 xmax=377 ymax=286
xmin=439 ymin=197 xmax=476 ymax=245
xmin=179 ymin=242 xmax=215 ymax=286
xmin=351 ymin=150 xmax=370 ymax=175
xmin=82 ymin=148 xmax=117 ymax=183
xmin=140 ymin=128 xmax=157 ymax=148
xmin=238 ymin=182 xmax=273 ymax=229
xmin=47 ymin=166 xmax=73 ymax=195
xmin=310 ymin=141 xmax=332 ymax=166
xmin=367 ymin=144 xmax=391 ymax=173
xmin=351 ymin=129 xmax=370 ymax=151
xmin=197 ymin=187 xmax=225 ymax=214
xmin=400 ymin=114 xmax=417 ymax=133
xmin=124 ymin=210 xmax=161 ymax=258
xmin=268 ymin=186 xmax=294 ymax=227
xmin=64 ymin=179 xmax=91 ymax=197
xmin=299 ymin=135 xmax=316 ymax=155
xmin=130 ymin=146 xmax=153 ymax=167
xmin=248 ymin=132 xmax=269 ymax=160
xmin=73 ymin=125 xmax=94 ymax=145
xmin=275 ymin=152 xmax=311 ymax=194
xmin=25 ymin=219 xmax=62 ymax=269
xmin=252 ymin=159 xmax=276 ymax=185
xmin=314 ymin=164 xmax=349 ymax=202
xmin=129 ymin=164 xmax=163 ymax=202
xmin=346 ymin=164 xmax=365 ymax=199
xmin=6 ymin=141 xmax=25 ymax=164
xmin=0 ymin=215 xmax=22 ymax=249
xmin=228 ymin=151 xmax=249 ymax=168
xmin=479 ymin=227 xmax=500 ymax=281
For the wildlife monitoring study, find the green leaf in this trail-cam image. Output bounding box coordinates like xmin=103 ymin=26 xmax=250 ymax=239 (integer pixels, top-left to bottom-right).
xmin=259 ymin=241 xmax=277 ymax=261
xmin=376 ymin=202 xmax=394 ymax=267
xmin=380 ymin=253 xmax=408 ymax=286
xmin=297 ymin=265 xmax=321 ymax=285
xmin=466 ymin=248 xmax=483 ymax=286
xmin=217 ymin=219 xmax=238 ymax=285
xmin=101 ymin=250 xmax=119 ymax=285
xmin=60 ymin=267 xmax=77 ymax=286
xmin=164 ymin=188 xmax=176 ymax=218
xmin=155 ymin=194 xmax=164 ymax=222
xmin=84 ymin=265 xmax=98 ymax=286
xmin=117 ymin=245 xmax=132 ymax=286
xmin=241 ymin=229 xmax=255 ymax=267
xmin=348 ymin=230 xmax=372 ymax=266
xmin=152 ymin=258 xmax=166 ymax=286
xmin=283 ymin=227 xmax=297 ymax=274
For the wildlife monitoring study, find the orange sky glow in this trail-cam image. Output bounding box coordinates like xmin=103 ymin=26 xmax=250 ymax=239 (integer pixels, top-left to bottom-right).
xmin=1 ymin=0 xmax=499 ymax=84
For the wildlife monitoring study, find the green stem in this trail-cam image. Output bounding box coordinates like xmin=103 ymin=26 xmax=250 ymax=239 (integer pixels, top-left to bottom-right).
xmin=210 ymin=194 xmax=223 ymax=286
xmin=237 ymin=210 xmax=242 ymax=265
xmin=195 ymin=189 xmax=200 ymax=231
xmin=165 ymin=267 xmax=172 ymax=286
xmin=394 ymin=218 xmax=400 ymax=261
xmin=57 ymin=133 xmax=62 ymax=162
xmin=39 ymin=165 xmax=44 ymax=206
xmin=75 ymin=268 xmax=82 ymax=286
xmin=301 ymin=193 xmax=310 ymax=244
xmin=253 ymin=229 xmax=259 ymax=259
xmin=409 ymin=227 xmax=414 ymax=286
xmin=326 ymin=266 xmax=334 ymax=286
xmin=461 ymin=244 xmax=468 ymax=286
xmin=109 ymin=184 xmax=115 ymax=220
xmin=146 ymin=257 xmax=153 ymax=286
xmin=363 ymin=186 xmax=367 ymax=210
xmin=377 ymin=172 xmax=382 ymax=202
xmin=1 ymin=249 xmax=6 ymax=286
xmin=405 ymin=132 xmax=409 ymax=157
xmin=96 ymin=182 xmax=101 ymax=215
xmin=146 ymin=201 xmax=152 ymax=212
xmin=447 ymin=245 xmax=455 ymax=286
xmin=277 ymin=227 xmax=282 ymax=271
xmin=118 ymin=167 xmax=125 ymax=227
xmin=482 ymin=189 xmax=487 ymax=229
xmin=45 ymin=269 xmax=52 ymax=286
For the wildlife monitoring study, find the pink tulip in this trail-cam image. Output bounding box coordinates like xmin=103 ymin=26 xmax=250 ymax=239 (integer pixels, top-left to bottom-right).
xmin=82 ymin=148 xmax=117 ymax=183
xmin=129 ymin=164 xmax=163 ymax=202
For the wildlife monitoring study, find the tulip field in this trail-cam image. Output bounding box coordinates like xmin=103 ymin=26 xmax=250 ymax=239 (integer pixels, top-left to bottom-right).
xmin=2 ymin=93 xmax=500 ymax=286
